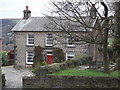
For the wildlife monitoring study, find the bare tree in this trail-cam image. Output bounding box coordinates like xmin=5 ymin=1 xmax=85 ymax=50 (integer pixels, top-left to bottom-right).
xmin=114 ymin=1 xmax=120 ymax=59
xmin=45 ymin=0 xmax=113 ymax=73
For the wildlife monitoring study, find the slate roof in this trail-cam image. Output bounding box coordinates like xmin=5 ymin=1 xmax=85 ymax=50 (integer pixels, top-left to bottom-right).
xmin=12 ymin=17 xmax=94 ymax=32
xmin=12 ymin=17 xmax=54 ymax=32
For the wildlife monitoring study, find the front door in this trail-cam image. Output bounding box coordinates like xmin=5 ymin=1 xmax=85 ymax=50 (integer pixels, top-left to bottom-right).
xmin=46 ymin=52 xmax=52 ymax=64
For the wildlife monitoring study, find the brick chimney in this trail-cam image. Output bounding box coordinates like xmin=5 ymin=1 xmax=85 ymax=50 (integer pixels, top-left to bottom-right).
xmin=23 ymin=6 xmax=31 ymax=19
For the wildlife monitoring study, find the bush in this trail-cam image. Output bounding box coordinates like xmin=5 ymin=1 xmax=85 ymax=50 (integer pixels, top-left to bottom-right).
xmin=65 ymin=56 xmax=92 ymax=66
xmin=0 ymin=51 xmax=8 ymax=66
xmin=32 ymin=61 xmax=47 ymax=76
xmin=114 ymin=58 xmax=120 ymax=71
xmin=79 ymin=56 xmax=92 ymax=65
xmin=41 ymin=61 xmax=47 ymax=66
xmin=32 ymin=63 xmax=42 ymax=76
xmin=33 ymin=46 xmax=43 ymax=67
xmin=58 ymin=56 xmax=92 ymax=69
xmin=47 ymin=63 xmax=61 ymax=73
xmin=53 ymin=48 xmax=65 ymax=63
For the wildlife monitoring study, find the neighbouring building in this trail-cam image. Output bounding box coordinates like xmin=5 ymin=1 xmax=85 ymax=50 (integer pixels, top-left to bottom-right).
xmin=7 ymin=50 xmax=14 ymax=61
xmin=12 ymin=6 xmax=98 ymax=68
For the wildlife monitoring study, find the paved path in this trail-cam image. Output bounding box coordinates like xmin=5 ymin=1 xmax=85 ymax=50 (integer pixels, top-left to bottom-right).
xmin=1 ymin=65 xmax=33 ymax=88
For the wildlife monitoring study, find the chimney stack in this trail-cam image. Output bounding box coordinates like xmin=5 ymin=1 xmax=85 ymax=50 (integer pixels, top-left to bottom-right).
xmin=23 ymin=6 xmax=31 ymax=19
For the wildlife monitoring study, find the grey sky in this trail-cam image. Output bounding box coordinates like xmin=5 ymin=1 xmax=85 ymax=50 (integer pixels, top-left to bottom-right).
xmin=0 ymin=0 xmax=52 ymax=19
xmin=0 ymin=0 xmax=120 ymax=19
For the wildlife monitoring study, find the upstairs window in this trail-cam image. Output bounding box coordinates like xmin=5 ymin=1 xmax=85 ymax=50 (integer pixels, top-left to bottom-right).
xmin=27 ymin=34 xmax=34 ymax=46
xmin=67 ymin=37 xmax=75 ymax=47
xmin=26 ymin=51 xmax=34 ymax=64
xmin=46 ymin=34 xmax=53 ymax=46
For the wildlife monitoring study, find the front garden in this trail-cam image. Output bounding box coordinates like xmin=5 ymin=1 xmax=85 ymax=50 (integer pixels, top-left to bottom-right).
xmin=24 ymin=61 xmax=119 ymax=88
xmin=32 ymin=46 xmax=120 ymax=78
xmin=24 ymin=46 xmax=119 ymax=88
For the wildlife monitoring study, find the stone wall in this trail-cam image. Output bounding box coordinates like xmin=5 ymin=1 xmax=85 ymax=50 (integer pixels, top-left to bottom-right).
xmin=23 ymin=76 xmax=119 ymax=88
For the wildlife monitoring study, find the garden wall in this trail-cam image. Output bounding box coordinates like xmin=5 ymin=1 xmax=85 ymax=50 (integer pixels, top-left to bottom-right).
xmin=23 ymin=76 xmax=119 ymax=88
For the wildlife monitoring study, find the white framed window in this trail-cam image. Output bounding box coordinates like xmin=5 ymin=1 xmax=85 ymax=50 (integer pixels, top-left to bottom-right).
xmin=27 ymin=33 xmax=34 ymax=46
xmin=47 ymin=52 xmax=53 ymax=55
xmin=26 ymin=51 xmax=34 ymax=64
xmin=46 ymin=34 xmax=53 ymax=46
xmin=66 ymin=52 xmax=75 ymax=60
xmin=67 ymin=37 xmax=75 ymax=47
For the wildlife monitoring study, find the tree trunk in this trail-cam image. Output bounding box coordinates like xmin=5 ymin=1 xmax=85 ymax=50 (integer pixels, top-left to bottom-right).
xmin=93 ymin=44 xmax=97 ymax=62
xmin=101 ymin=2 xmax=110 ymax=73
xmin=103 ymin=18 xmax=110 ymax=73
xmin=115 ymin=2 xmax=120 ymax=58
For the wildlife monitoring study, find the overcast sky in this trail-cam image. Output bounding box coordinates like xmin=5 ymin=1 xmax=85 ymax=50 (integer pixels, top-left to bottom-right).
xmin=0 ymin=0 xmax=120 ymax=19
xmin=0 ymin=0 xmax=52 ymax=19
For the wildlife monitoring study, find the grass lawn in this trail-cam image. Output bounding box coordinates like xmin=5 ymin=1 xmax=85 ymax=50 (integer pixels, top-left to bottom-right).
xmin=48 ymin=68 xmax=119 ymax=77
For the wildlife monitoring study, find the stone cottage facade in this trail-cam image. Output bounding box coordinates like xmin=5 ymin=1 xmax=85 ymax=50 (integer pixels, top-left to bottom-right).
xmin=12 ymin=6 xmax=94 ymax=68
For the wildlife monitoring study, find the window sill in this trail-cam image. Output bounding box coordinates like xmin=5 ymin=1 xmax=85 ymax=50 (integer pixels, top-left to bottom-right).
xmin=26 ymin=62 xmax=33 ymax=65
xmin=45 ymin=44 xmax=53 ymax=47
xmin=67 ymin=45 xmax=75 ymax=48
xmin=26 ymin=44 xmax=34 ymax=47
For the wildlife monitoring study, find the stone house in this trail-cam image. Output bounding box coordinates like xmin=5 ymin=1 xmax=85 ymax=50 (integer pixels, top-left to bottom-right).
xmin=12 ymin=6 xmax=95 ymax=68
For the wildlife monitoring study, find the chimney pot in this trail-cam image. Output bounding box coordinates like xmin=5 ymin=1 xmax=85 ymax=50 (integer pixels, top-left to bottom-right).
xmin=26 ymin=6 xmax=28 ymax=10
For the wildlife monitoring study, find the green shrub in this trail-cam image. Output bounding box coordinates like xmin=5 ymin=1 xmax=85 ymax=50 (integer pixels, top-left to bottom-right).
xmin=0 ymin=51 xmax=8 ymax=66
xmin=32 ymin=61 xmax=47 ymax=76
xmin=41 ymin=61 xmax=47 ymax=66
xmin=64 ymin=56 xmax=92 ymax=66
xmin=32 ymin=63 xmax=42 ymax=76
xmin=80 ymin=56 xmax=92 ymax=65
xmin=64 ymin=59 xmax=74 ymax=68
xmin=53 ymin=48 xmax=65 ymax=63
xmin=47 ymin=63 xmax=61 ymax=73
xmin=33 ymin=46 xmax=43 ymax=67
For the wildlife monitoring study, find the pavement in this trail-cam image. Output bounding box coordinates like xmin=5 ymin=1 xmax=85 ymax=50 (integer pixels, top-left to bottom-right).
xmin=1 ymin=65 xmax=33 ymax=88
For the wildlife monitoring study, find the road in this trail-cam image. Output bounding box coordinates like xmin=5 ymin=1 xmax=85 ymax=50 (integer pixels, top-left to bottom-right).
xmin=1 ymin=65 xmax=33 ymax=88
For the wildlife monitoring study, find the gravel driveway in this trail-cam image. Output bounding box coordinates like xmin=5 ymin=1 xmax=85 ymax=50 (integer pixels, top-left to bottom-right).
xmin=1 ymin=65 xmax=33 ymax=88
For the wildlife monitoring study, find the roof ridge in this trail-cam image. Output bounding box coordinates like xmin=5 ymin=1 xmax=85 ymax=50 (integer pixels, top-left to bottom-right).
xmin=30 ymin=17 xmax=46 ymax=18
